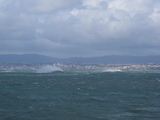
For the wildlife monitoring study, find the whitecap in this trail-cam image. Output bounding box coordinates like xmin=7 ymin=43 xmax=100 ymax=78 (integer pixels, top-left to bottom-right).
xmin=102 ymin=68 xmax=122 ymax=72
xmin=36 ymin=65 xmax=63 ymax=73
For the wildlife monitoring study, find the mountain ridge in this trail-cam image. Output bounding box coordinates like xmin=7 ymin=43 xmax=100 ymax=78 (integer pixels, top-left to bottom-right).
xmin=0 ymin=54 xmax=160 ymax=64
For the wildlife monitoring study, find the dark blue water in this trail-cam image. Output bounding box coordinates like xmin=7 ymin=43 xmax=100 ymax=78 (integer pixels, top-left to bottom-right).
xmin=0 ymin=71 xmax=160 ymax=120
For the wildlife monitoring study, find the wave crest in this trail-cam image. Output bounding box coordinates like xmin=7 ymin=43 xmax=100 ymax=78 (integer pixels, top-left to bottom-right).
xmin=36 ymin=65 xmax=63 ymax=73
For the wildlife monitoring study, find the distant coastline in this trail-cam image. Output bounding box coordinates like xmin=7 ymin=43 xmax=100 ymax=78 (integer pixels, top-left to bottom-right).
xmin=0 ymin=63 xmax=160 ymax=72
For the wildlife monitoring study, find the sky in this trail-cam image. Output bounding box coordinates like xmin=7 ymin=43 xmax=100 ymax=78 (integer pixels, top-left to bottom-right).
xmin=0 ymin=0 xmax=160 ymax=58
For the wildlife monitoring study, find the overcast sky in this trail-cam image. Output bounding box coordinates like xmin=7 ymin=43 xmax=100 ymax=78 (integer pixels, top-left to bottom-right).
xmin=0 ymin=0 xmax=160 ymax=58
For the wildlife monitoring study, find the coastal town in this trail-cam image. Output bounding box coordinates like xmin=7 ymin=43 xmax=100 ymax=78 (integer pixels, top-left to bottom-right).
xmin=1 ymin=63 xmax=160 ymax=71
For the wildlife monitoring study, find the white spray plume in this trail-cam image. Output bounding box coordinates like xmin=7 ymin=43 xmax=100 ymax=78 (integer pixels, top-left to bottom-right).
xmin=102 ymin=68 xmax=122 ymax=72
xmin=36 ymin=65 xmax=63 ymax=73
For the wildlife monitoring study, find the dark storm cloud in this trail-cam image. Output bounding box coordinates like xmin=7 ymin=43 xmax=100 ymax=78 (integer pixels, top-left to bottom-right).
xmin=0 ymin=0 xmax=160 ymax=57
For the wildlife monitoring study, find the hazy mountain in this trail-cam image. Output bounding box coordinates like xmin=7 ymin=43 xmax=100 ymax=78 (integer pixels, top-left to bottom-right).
xmin=0 ymin=54 xmax=160 ymax=64
xmin=63 ymin=56 xmax=160 ymax=64
xmin=0 ymin=54 xmax=59 ymax=63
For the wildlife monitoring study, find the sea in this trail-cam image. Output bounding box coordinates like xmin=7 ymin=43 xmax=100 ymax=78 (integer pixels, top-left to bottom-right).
xmin=0 ymin=70 xmax=160 ymax=120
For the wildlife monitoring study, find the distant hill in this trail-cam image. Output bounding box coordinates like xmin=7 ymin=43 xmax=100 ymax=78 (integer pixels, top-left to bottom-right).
xmin=63 ymin=55 xmax=160 ymax=64
xmin=0 ymin=54 xmax=59 ymax=63
xmin=0 ymin=54 xmax=160 ymax=64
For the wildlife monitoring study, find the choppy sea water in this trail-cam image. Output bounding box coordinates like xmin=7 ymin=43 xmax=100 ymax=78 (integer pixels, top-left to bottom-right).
xmin=0 ymin=71 xmax=160 ymax=120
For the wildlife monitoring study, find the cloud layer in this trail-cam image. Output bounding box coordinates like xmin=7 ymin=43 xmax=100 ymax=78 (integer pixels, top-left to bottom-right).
xmin=0 ymin=0 xmax=160 ymax=57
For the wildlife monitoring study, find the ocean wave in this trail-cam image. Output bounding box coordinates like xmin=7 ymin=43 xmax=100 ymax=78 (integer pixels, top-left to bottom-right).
xmin=102 ymin=69 xmax=122 ymax=72
xmin=36 ymin=65 xmax=63 ymax=73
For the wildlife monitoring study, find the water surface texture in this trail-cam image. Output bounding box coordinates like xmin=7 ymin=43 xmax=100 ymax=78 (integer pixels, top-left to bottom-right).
xmin=0 ymin=71 xmax=160 ymax=120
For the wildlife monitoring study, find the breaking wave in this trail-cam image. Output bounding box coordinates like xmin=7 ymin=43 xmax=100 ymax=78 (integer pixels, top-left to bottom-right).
xmin=36 ymin=65 xmax=63 ymax=73
xmin=102 ymin=68 xmax=122 ymax=72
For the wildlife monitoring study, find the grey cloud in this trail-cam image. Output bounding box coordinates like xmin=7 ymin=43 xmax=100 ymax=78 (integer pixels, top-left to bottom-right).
xmin=0 ymin=0 xmax=160 ymax=57
xmin=8 ymin=0 xmax=82 ymax=13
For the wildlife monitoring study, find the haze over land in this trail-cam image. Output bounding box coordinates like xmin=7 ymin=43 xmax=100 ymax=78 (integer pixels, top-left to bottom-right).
xmin=0 ymin=54 xmax=160 ymax=64
xmin=0 ymin=0 xmax=160 ymax=58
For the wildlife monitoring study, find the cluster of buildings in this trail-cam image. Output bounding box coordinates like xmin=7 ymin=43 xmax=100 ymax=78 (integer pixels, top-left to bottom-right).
xmin=57 ymin=63 xmax=160 ymax=71
xmin=1 ymin=63 xmax=160 ymax=71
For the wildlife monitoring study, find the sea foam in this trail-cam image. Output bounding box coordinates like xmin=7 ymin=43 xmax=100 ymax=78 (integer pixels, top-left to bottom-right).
xmin=36 ymin=65 xmax=63 ymax=73
xmin=102 ymin=68 xmax=122 ymax=72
